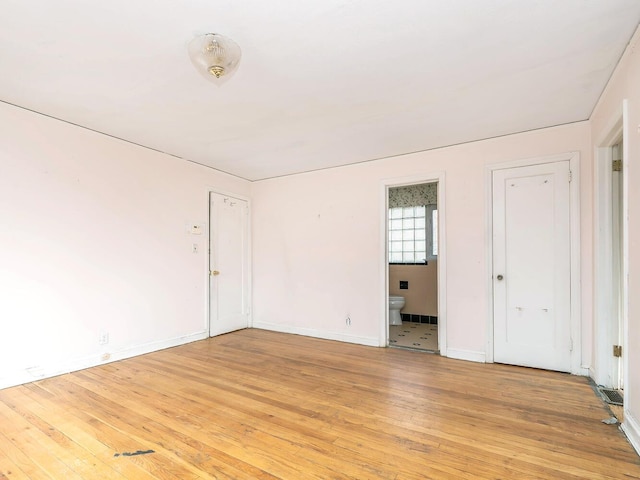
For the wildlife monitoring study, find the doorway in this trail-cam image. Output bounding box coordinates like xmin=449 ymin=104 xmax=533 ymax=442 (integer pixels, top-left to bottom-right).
xmin=384 ymin=178 xmax=444 ymax=353
xmin=595 ymin=125 xmax=627 ymax=394
xmin=611 ymin=142 xmax=625 ymax=391
xmin=208 ymin=191 xmax=250 ymax=337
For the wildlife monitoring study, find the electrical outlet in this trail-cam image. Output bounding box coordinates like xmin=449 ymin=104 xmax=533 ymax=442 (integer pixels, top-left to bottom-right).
xmin=99 ymin=331 xmax=109 ymax=345
xmin=345 ymin=316 xmax=351 ymax=326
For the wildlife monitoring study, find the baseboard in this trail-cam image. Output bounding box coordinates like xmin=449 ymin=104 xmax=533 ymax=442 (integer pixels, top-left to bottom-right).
xmin=622 ymin=409 xmax=640 ymax=457
xmin=574 ymin=366 xmax=590 ymax=377
xmin=0 ymin=331 xmax=208 ymax=390
xmin=252 ymin=321 xmax=380 ymax=347
xmin=445 ymin=348 xmax=486 ymax=363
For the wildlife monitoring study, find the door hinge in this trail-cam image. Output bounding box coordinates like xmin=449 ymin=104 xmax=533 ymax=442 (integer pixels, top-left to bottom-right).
xmin=612 ymin=160 xmax=622 ymax=172
xmin=568 ymin=170 xmax=572 ymax=183
xmin=569 ymin=338 xmax=573 ymax=352
xmin=613 ymin=345 xmax=622 ymax=357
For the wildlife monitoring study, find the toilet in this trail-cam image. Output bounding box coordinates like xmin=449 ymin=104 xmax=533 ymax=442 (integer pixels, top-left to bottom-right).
xmin=388 ymin=295 xmax=405 ymax=326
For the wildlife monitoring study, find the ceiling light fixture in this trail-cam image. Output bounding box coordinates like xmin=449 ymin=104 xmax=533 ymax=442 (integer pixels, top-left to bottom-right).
xmin=188 ymin=33 xmax=241 ymax=85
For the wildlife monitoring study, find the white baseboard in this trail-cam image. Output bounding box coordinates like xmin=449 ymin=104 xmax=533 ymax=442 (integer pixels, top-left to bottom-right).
xmin=574 ymin=366 xmax=590 ymax=377
xmin=0 ymin=331 xmax=208 ymax=390
xmin=622 ymin=410 xmax=640 ymax=457
xmin=445 ymin=348 xmax=486 ymax=363
xmin=252 ymin=321 xmax=380 ymax=347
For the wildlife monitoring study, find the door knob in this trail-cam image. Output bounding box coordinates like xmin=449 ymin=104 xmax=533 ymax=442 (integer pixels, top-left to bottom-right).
xmin=210 ymin=270 xmax=220 ymax=276
xmin=496 ymin=274 xmax=504 ymax=281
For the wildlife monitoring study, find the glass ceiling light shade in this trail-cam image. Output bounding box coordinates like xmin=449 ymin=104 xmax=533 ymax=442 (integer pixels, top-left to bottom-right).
xmin=188 ymin=33 xmax=241 ymax=85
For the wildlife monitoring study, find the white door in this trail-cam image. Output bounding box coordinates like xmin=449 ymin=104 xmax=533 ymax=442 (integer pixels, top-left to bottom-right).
xmin=209 ymin=192 xmax=250 ymax=336
xmin=493 ymin=161 xmax=571 ymax=372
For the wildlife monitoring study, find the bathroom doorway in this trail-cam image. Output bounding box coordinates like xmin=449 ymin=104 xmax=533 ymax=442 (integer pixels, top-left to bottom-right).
xmin=387 ymin=181 xmax=440 ymax=352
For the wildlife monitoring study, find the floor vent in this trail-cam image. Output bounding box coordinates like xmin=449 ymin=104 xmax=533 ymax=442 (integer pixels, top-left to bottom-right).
xmin=599 ymin=388 xmax=624 ymax=406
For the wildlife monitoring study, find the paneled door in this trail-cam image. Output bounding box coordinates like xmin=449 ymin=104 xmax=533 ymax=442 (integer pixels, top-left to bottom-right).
xmin=209 ymin=192 xmax=250 ymax=336
xmin=492 ymin=161 xmax=571 ymax=372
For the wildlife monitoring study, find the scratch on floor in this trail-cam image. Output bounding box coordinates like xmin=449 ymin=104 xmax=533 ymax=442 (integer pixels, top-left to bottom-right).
xmin=114 ymin=449 xmax=155 ymax=457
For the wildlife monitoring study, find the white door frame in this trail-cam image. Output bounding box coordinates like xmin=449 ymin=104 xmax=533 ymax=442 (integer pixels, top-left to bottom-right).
xmin=206 ymin=188 xmax=252 ymax=336
xmin=380 ymin=172 xmax=447 ymax=354
xmin=593 ymin=102 xmax=629 ymax=390
xmin=485 ymin=152 xmax=584 ymax=374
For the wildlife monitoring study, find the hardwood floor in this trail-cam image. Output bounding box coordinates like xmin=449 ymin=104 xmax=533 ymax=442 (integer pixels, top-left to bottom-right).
xmin=1 ymin=329 xmax=639 ymax=479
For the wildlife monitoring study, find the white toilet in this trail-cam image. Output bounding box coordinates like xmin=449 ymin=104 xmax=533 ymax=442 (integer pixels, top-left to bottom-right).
xmin=389 ymin=295 xmax=405 ymax=326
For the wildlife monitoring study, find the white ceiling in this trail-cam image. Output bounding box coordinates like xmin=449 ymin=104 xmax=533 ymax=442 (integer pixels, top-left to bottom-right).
xmin=2 ymin=1 xmax=640 ymax=181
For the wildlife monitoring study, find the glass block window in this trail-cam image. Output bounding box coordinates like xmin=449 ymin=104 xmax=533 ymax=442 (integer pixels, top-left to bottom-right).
xmin=431 ymin=207 xmax=438 ymax=256
xmin=389 ymin=205 xmax=437 ymax=264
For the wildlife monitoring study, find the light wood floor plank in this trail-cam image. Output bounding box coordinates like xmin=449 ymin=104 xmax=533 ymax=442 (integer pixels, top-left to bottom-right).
xmin=9 ymin=385 xmax=165 ymax=480
xmin=31 ymin=376 xmax=248 ymax=480
xmin=1 ymin=329 xmax=639 ymax=479
xmin=0 ymin=400 xmax=85 ymax=479
xmin=0 ymin=431 xmax=37 ymax=480
xmin=70 ymin=369 xmax=367 ymax=479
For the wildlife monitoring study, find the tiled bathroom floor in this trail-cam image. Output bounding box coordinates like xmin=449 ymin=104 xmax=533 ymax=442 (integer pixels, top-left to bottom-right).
xmin=389 ymin=322 xmax=438 ymax=351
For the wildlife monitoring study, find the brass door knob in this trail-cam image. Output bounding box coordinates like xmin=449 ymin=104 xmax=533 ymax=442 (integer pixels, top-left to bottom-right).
xmin=210 ymin=270 xmax=220 ymax=276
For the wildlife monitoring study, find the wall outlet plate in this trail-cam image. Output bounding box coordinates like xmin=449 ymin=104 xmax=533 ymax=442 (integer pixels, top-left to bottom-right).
xmin=99 ymin=331 xmax=109 ymax=345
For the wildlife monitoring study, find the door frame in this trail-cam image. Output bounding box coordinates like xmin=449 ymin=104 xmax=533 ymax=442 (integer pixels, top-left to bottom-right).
xmin=206 ymin=188 xmax=252 ymax=336
xmin=380 ymin=172 xmax=447 ymax=354
xmin=485 ymin=152 xmax=584 ymax=374
xmin=593 ymin=102 xmax=629 ymax=390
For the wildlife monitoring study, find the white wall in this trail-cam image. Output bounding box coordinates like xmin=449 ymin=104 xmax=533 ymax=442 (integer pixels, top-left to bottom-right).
xmin=251 ymin=122 xmax=592 ymax=361
xmin=590 ymin=26 xmax=640 ymax=454
xmin=0 ymin=102 xmax=250 ymax=388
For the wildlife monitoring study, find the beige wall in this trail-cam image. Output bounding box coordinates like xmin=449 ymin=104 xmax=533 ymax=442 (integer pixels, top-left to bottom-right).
xmin=251 ymin=120 xmax=592 ymax=355
xmin=0 ymin=101 xmax=250 ymax=389
xmin=389 ymin=262 xmax=437 ymax=316
xmin=590 ymin=25 xmax=640 ymax=452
